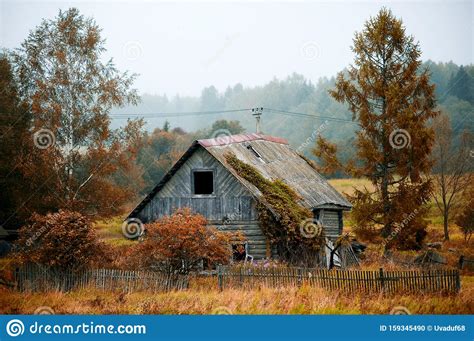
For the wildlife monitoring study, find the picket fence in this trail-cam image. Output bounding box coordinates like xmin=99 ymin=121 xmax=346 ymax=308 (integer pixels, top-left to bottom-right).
xmin=217 ymin=266 xmax=461 ymax=294
xmin=12 ymin=264 xmax=461 ymax=294
xmin=14 ymin=264 xmax=188 ymax=293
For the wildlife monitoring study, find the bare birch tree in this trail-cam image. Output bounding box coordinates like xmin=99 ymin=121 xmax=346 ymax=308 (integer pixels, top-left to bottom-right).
xmin=431 ymin=114 xmax=473 ymax=240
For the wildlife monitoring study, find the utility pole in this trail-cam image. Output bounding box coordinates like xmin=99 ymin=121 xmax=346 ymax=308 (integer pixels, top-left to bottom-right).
xmin=251 ymin=107 xmax=263 ymax=134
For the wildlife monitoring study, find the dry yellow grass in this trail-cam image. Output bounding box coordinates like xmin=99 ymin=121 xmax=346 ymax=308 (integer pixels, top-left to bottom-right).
xmin=94 ymin=216 xmax=135 ymax=247
xmin=330 ymin=178 xmax=472 ymax=257
xmin=328 ymin=178 xmax=375 ymax=197
xmin=1 ymin=280 xmax=472 ymax=315
xmin=328 ymin=178 xmax=375 ymax=229
xmin=1 ymin=177 xmax=472 ymax=315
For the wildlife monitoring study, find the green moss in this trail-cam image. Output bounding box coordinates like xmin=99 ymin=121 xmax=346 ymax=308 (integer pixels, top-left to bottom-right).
xmin=225 ymin=152 xmax=324 ymax=265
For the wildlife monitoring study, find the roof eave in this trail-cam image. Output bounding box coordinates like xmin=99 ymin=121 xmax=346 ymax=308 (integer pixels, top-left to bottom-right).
xmin=312 ymin=203 xmax=352 ymax=211
xmin=125 ymin=140 xmax=201 ymax=220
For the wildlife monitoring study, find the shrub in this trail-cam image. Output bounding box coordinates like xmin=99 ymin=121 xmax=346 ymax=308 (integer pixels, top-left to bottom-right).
xmin=456 ymin=198 xmax=473 ymax=243
xmin=126 ymin=208 xmax=242 ymax=274
xmin=15 ymin=210 xmax=108 ymax=271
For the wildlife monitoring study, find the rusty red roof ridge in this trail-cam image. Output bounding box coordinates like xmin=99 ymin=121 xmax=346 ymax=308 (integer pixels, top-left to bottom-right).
xmin=198 ymin=133 xmax=288 ymax=147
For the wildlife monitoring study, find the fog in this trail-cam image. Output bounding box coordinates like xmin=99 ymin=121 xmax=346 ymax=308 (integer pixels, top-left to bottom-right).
xmin=1 ymin=0 xmax=472 ymax=96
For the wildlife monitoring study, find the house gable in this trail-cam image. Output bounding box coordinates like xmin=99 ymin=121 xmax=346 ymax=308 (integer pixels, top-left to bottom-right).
xmin=133 ymin=146 xmax=259 ymax=223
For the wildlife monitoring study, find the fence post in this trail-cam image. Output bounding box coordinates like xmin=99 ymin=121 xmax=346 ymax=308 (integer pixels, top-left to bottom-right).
xmin=455 ymin=270 xmax=461 ymax=292
xmin=297 ymin=268 xmax=303 ymax=287
xmin=217 ymin=265 xmax=223 ymax=291
xmin=379 ymin=268 xmax=385 ymax=292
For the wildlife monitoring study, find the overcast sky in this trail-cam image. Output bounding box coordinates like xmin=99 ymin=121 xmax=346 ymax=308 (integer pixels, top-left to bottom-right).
xmin=1 ymin=0 xmax=472 ymax=96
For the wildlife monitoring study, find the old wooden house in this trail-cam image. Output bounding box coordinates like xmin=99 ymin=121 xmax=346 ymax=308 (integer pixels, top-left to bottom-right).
xmin=127 ymin=133 xmax=352 ymax=260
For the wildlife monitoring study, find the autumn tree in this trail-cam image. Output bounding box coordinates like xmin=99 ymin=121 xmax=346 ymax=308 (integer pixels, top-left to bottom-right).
xmin=15 ymin=210 xmax=107 ymax=271
xmin=431 ymin=114 xmax=473 ymax=240
xmin=207 ymin=119 xmax=245 ymax=137
xmin=313 ymin=8 xmax=438 ymax=250
xmin=455 ymin=195 xmax=473 ymax=243
xmin=125 ymin=209 xmax=241 ymax=274
xmin=11 ymin=8 xmax=144 ymax=218
xmin=136 ymin=124 xmax=193 ymax=194
xmin=0 ymin=56 xmax=32 ymax=230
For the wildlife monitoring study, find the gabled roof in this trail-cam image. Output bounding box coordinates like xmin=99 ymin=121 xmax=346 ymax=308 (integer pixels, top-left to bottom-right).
xmin=128 ymin=133 xmax=351 ymax=219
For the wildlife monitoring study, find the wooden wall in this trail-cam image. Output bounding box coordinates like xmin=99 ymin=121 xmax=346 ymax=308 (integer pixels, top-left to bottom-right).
xmin=136 ymin=147 xmax=268 ymax=259
xmin=317 ymin=210 xmax=343 ymax=241
xmin=138 ymin=196 xmax=258 ymax=222
xmin=136 ymin=146 xmax=345 ymax=259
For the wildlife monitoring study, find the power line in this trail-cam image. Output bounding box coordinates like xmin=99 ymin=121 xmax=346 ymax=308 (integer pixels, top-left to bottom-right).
xmin=109 ymin=107 xmax=358 ymax=125
xmin=263 ymin=107 xmax=358 ymax=125
xmin=109 ymin=108 xmax=251 ymax=118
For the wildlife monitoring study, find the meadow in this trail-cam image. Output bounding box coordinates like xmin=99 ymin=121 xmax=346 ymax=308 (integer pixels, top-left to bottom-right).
xmin=1 ymin=280 xmax=472 ymax=315
xmin=1 ymin=178 xmax=472 ymax=315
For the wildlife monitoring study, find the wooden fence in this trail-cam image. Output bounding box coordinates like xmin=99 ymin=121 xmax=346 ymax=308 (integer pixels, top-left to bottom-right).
xmin=14 ymin=264 xmax=189 ymax=293
xmin=459 ymin=256 xmax=474 ymax=271
xmin=217 ymin=266 xmax=461 ymax=294
xmin=11 ymin=264 xmax=462 ymax=294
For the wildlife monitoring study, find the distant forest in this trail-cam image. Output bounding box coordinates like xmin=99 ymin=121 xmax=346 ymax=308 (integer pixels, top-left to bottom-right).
xmin=115 ymin=60 xmax=473 ymax=191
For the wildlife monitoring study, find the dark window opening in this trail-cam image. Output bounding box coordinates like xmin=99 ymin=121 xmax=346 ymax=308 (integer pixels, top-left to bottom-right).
xmin=193 ymin=170 xmax=214 ymax=195
xmin=232 ymin=244 xmax=246 ymax=261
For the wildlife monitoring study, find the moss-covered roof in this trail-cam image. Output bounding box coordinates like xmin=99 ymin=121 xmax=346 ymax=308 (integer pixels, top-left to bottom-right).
xmin=128 ymin=133 xmax=351 ymax=219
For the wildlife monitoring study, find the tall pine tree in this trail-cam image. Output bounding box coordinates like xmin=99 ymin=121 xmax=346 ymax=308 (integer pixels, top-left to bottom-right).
xmin=313 ymin=8 xmax=438 ymax=250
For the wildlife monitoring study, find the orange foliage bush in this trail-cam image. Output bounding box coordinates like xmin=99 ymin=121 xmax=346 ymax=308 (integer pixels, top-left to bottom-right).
xmin=124 ymin=209 xmax=242 ymax=274
xmin=15 ymin=210 xmax=109 ymax=271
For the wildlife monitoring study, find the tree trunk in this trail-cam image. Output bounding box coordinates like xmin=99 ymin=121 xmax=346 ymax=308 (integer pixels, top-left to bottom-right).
xmin=380 ymin=58 xmax=392 ymax=241
xmin=442 ymin=180 xmax=449 ymax=241
xmin=443 ymin=211 xmax=450 ymax=241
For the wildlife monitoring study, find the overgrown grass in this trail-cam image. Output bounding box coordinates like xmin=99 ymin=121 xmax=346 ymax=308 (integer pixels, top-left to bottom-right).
xmin=2 ymin=177 xmax=470 ymax=315
xmin=328 ymin=178 xmax=376 ymax=197
xmin=1 ymin=279 xmax=472 ymax=314
xmin=94 ymin=216 xmax=135 ymax=247
xmin=90 ymin=178 xmax=473 ymax=269
xmin=329 ymin=178 xmax=472 ymax=253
